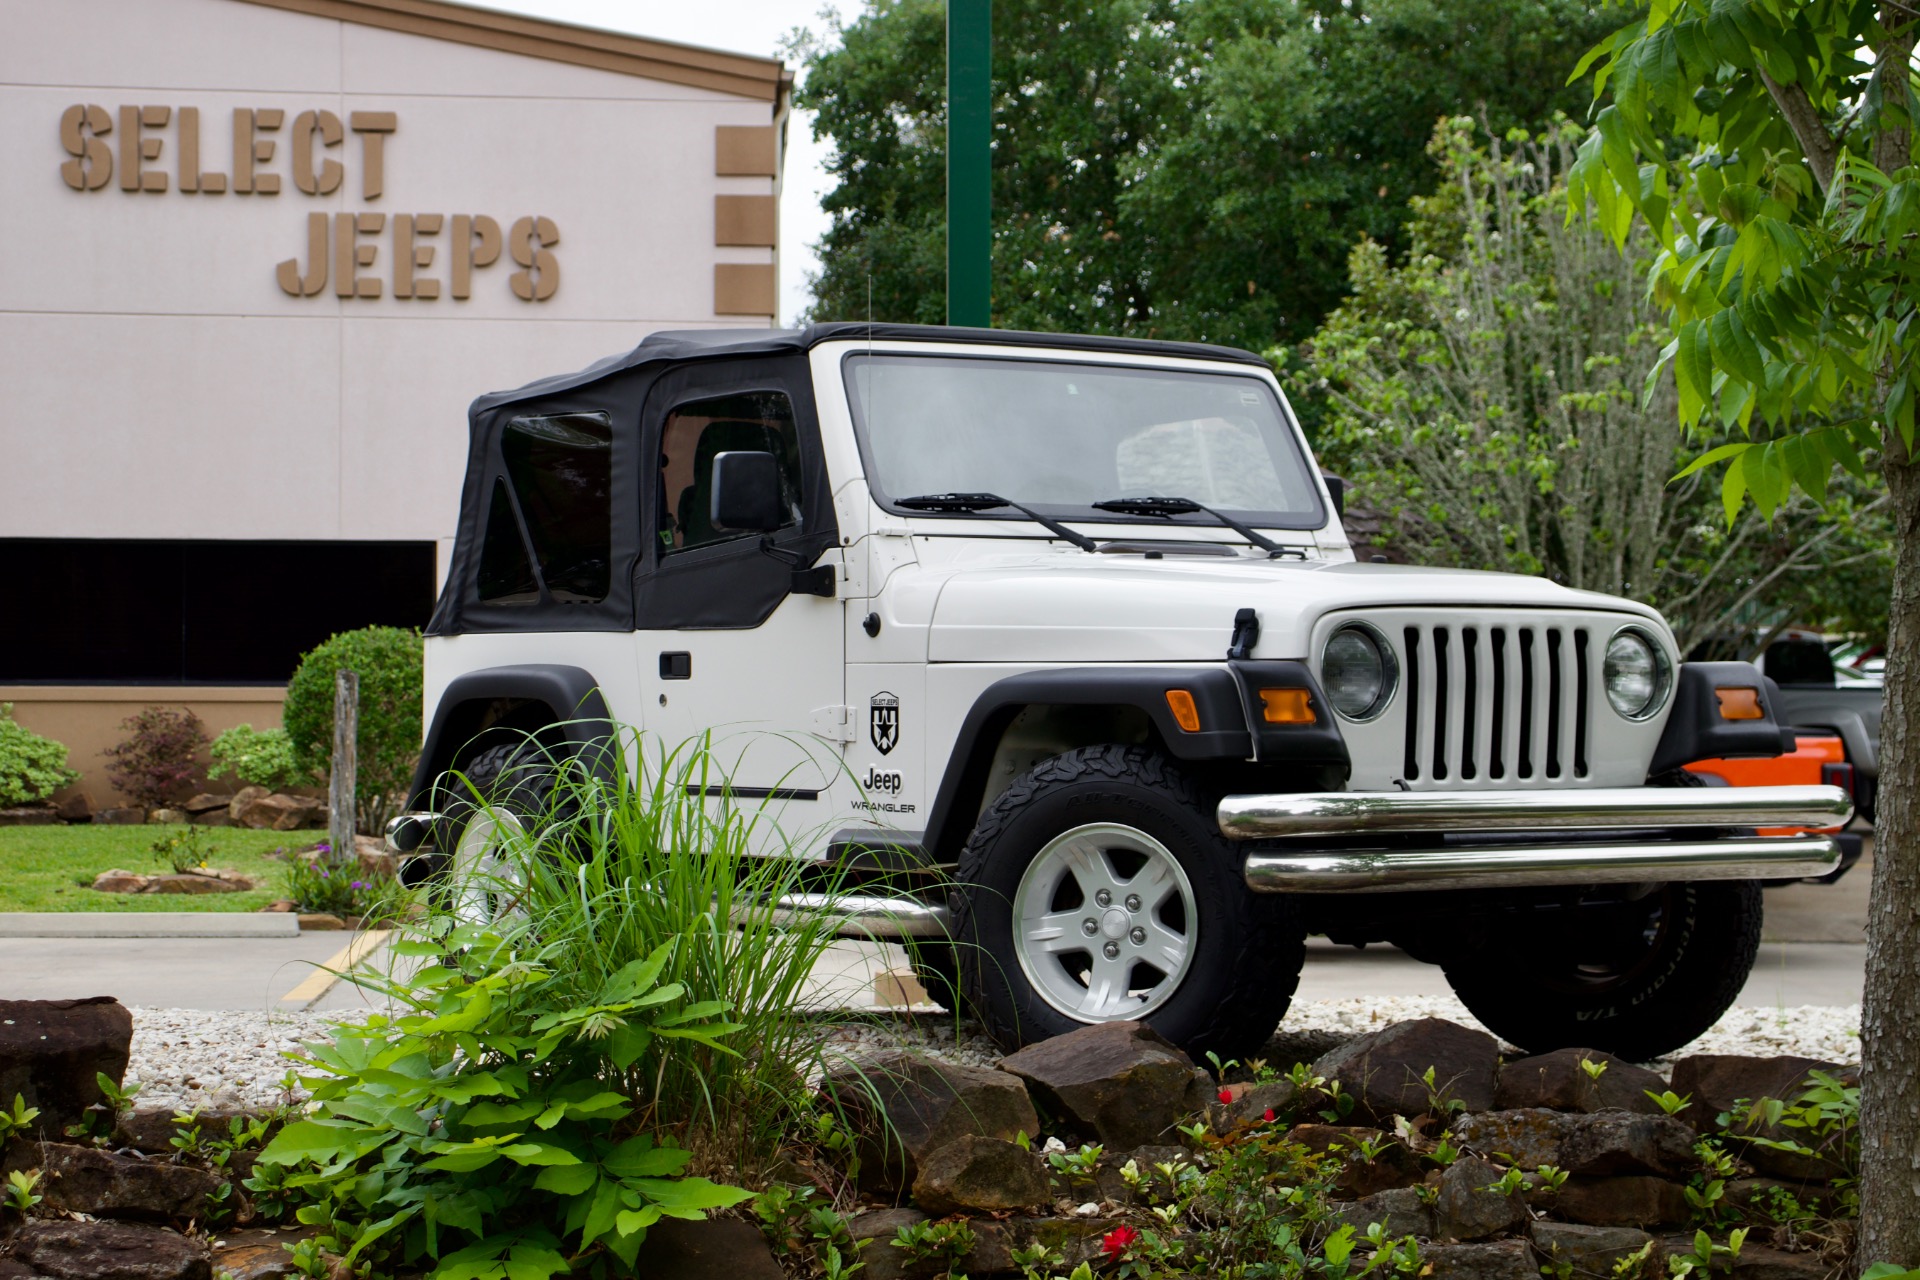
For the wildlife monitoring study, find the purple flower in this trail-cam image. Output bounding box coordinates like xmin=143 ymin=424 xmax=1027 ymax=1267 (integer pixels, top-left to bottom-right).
xmin=350 ymin=880 xmax=366 ymax=890
xmin=316 ymin=842 xmax=331 ymax=853
xmin=318 ymin=867 xmax=330 ymax=878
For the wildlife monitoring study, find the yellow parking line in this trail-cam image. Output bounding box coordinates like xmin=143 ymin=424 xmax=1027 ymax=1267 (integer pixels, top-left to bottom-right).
xmin=280 ymin=930 xmax=391 ymax=1007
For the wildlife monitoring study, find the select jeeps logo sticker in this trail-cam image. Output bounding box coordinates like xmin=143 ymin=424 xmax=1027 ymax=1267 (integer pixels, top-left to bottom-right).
xmin=870 ymin=691 xmax=900 ymax=755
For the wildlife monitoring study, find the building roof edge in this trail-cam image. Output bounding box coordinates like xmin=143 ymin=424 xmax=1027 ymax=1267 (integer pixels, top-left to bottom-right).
xmin=228 ymin=0 xmax=789 ymax=102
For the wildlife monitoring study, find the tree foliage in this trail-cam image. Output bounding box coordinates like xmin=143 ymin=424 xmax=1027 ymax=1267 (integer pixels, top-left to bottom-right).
xmin=0 ymin=704 xmax=80 ymax=809
xmin=796 ymin=0 xmax=1619 ymax=346
xmin=282 ymin=626 xmax=423 ymax=833
xmin=1305 ymin=118 xmax=1891 ymax=652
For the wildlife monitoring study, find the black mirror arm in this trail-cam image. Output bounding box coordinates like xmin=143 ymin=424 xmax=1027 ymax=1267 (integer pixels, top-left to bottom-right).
xmin=759 ymin=536 xmax=836 ymax=597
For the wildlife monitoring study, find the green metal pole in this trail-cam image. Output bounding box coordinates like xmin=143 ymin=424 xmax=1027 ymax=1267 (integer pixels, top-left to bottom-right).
xmin=947 ymin=0 xmax=990 ymax=327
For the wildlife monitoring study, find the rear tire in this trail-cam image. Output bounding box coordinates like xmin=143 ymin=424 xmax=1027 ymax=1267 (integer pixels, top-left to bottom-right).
xmin=1441 ymin=879 xmax=1763 ymax=1059
xmin=952 ymin=744 xmax=1304 ymax=1059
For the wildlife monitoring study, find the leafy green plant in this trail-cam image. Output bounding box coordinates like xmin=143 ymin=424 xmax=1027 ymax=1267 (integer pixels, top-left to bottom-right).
xmin=1046 ymin=1142 xmax=1105 ymax=1193
xmin=256 ymin=928 xmax=751 ymax=1277
xmin=64 ymin=1072 xmax=140 ymax=1144
xmin=1665 ymin=1228 xmax=1747 ymax=1278
xmin=891 ymin=1219 xmax=976 ymax=1273
xmin=281 ymin=626 xmax=423 ymax=834
xmin=0 ymin=1094 xmax=40 ymax=1143
xmin=1646 ymin=1090 xmax=1692 ymax=1117
xmin=1533 ymin=1164 xmax=1570 ymax=1193
xmin=1725 ymin=1070 xmax=1860 ymax=1179
xmin=281 ymin=848 xmax=397 ymax=919
xmin=103 ymin=706 xmax=208 ymax=808
xmin=209 ymin=724 xmax=307 ymax=791
xmin=4 ymin=1169 xmax=41 ymax=1215
xmin=0 ymin=704 xmax=79 ymax=807
xmin=1580 ymin=1057 xmax=1610 ymax=1081
xmin=151 ymin=826 xmax=219 ymax=875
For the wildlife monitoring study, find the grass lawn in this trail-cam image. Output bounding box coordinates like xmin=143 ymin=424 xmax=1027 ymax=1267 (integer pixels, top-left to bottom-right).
xmin=0 ymin=824 xmax=312 ymax=912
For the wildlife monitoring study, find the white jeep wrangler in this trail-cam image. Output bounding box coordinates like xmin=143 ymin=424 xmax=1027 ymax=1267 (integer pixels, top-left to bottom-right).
xmin=392 ymin=323 xmax=1849 ymax=1061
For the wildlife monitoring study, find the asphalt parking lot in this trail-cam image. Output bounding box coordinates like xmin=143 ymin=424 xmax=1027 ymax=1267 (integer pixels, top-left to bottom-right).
xmin=0 ymin=851 xmax=1872 ymax=1014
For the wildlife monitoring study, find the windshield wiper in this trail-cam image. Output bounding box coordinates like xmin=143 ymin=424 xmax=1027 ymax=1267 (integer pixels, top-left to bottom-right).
xmin=893 ymin=492 xmax=1099 ymax=553
xmin=1091 ymin=496 xmax=1305 ymax=559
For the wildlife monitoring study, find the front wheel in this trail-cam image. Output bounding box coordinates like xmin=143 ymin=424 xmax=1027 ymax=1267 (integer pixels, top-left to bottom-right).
xmin=1441 ymin=879 xmax=1762 ymax=1059
xmin=951 ymin=744 xmax=1304 ymax=1059
xmin=432 ymin=741 xmax=553 ymax=925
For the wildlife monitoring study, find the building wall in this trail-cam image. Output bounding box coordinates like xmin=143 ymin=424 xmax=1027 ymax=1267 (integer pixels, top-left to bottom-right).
xmin=0 ymin=0 xmax=784 ymax=800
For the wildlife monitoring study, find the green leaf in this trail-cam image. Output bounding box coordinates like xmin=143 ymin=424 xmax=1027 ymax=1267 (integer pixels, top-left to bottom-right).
xmin=533 ymin=1163 xmax=599 ymax=1196
xmin=1709 ymin=307 xmax=1766 ymax=388
xmin=629 ymin=1175 xmax=754 ymax=1213
xmin=581 ymin=1180 xmax=622 ymax=1246
xmin=1671 ymin=441 xmax=1752 ymax=482
xmin=1721 ymin=448 xmax=1749 ymax=526
xmin=603 ymin=1137 xmax=690 ymax=1179
xmin=1676 ymin=320 xmax=1714 ymax=422
xmin=615 ymin=1205 xmax=663 ymax=1238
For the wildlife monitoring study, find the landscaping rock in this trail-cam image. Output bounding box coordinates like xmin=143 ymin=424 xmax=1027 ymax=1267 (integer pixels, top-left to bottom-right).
xmin=234 ymin=793 xmax=313 ymax=831
xmin=96 ymin=807 xmax=147 ymax=825
xmin=0 ymin=997 xmax=132 ymax=1138
xmin=114 ymin=1106 xmax=257 ymax=1154
xmin=227 ymin=786 xmax=269 ymax=820
xmin=55 ymin=792 xmax=94 ymax=823
xmin=1667 ymin=1055 xmax=1851 ymax=1132
xmin=1208 ymin=1079 xmax=1299 ymax=1134
xmin=1433 ymin=1154 xmax=1529 ymax=1240
xmin=0 ymin=1260 xmax=43 ymax=1279
xmin=181 ymin=794 xmax=233 ymax=814
xmin=259 ymin=899 xmax=297 ymax=913
xmin=1312 ymin=1018 xmax=1500 ymax=1124
xmin=1286 ymin=1124 xmax=1423 ymax=1198
xmin=298 ymin=913 xmax=347 ymax=930
xmin=911 ymin=1134 xmax=1049 ymax=1215
xmin=1451 ymin=1109 xmax=1697 ymax=1177
xmin=189 ymin=809 xmax=232 ymax=827
xmin=1262 ymin=1026 xmax=1355 ymax=1069
xmin=999 ymin=1020 xmax=1207 ymax=1149
xmin=821 ymin=1050 xmax=1040 ymax=1192
xmin=1529 ymin=1222 xmax=1655 ymax=1274
xmin=144 ymin=873 xmax=245 ymax=895
xmin=91 ymin=869 xmax=149 ymax=893
xmin=1420 ymin=1239 xmax=1536 ymax=1280
xmin=963 ymin=1217 xmax=1108 ymax=1275
xmin=0 ymin=805 xmax=59 ymax=825
xmin=1550 ymin=1176 xmax=1691 ymax=1228
xmin=1496 ymin=1049 xmax=1667 ymax=1116
xmin=8 ymin=1141 xmax=224 ymax=1220
xmin=148 ymin=808 xmax=188 ymax=825
xmin=1331 ymin=1185 xmax=1433 ymax=1239
xmin=632 ymin=1218 xmax=787 ymax=1280
xmin=210 ymin=1226 xmax=317 ymax=1280
xmin=1728 ymin=1243 xmax=1831 ymax=1280
xmin=9 ymin=1219 xmax=211 ymax=1280
xmin=846 ymin=1209 xmax=931 ymax=1280
xmin=1722 ymin=1177 xmax=1841 ymax=1218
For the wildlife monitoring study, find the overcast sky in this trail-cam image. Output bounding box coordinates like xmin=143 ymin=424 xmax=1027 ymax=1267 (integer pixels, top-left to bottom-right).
xmin=473 ymin=1 xmax=867 ymax=326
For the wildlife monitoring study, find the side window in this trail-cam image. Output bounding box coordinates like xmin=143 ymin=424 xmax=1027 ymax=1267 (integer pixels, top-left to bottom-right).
xmin=477 ymin=411 xmax=613 ymax=603
xmin=656 ymin=391 xmax=801 ymax=554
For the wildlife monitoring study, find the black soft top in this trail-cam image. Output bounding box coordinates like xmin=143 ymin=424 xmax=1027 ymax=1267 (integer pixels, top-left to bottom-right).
xmin=471 ymin=322 xmax=1270 ymax=413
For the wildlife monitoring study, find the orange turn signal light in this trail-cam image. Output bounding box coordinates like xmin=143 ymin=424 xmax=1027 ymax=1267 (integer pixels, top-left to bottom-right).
xmin=1165 ymin=689 xmax=1201 ymax=732
xmin=1715 ymin=686 xmax=1765 ymax=721
xmin=1259 ymin=687 xmax=1317 ymax=725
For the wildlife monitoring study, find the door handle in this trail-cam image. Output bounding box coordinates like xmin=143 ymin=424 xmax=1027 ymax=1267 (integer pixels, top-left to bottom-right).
xmin=660 ymin=651 xmax=691 ymax=680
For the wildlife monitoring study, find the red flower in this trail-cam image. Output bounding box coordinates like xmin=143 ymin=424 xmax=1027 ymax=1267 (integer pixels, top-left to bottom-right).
xmin=1217 ymin=1088 xmax=1234 ymax=1104
xmin=1263 ymin=1108 xmax=1277 ymax=1123
xmin=1102 ymin=1225 xmax=1142 ymax=1259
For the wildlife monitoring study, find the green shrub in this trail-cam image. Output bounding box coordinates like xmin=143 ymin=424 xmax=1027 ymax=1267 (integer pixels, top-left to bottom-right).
xmin=254 ymin=731 xmax=861 ymax=1276
xmin=281 ymin=627 xmax=423 ymax=833
xmin=208 ymin=724 xmax=306 ymax=792
xmin=0 ymin=705 xmax=80 ymax=808
xmin=103 ymin=707 xmax=207 ymax=808
xmin=280 ymin=843 xmax=399 ymax=919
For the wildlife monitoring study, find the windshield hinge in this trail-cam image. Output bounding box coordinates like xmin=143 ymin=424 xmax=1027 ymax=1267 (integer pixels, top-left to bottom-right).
xmin=809 ymin=705 xmax=857 ymax=743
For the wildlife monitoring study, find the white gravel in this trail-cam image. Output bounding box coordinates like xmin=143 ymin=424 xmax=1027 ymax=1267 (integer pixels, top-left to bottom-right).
xmin=125 ymin=998 xmax=1861 ymax=1114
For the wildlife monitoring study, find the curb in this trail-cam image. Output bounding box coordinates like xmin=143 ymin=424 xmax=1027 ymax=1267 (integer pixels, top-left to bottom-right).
xmin=0 ymin=912 xmax=302 ymax=938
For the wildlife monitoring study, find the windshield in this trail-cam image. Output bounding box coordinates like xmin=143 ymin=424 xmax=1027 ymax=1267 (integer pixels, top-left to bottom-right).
xmin=843 ymin=354 xmax=1326 ymax=529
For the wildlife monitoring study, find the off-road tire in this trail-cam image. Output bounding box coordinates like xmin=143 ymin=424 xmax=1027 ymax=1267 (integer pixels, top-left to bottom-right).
xmin=427 ymin=740 xmax=556 ymax=916
xmin=904 ymin=939 xmax=962 ymax=1012
xmin=1441 ymin=878 xmax=1764 ymax=1059
xmin=951 ymin=744 xmax=1305 ymax=1058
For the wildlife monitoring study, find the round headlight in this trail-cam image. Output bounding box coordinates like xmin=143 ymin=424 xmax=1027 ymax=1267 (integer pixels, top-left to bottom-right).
xmin=1604 ymin=628 xmax=1671 ymax=720
xmin=1322 ymin=624 xmax=1396 ymax=721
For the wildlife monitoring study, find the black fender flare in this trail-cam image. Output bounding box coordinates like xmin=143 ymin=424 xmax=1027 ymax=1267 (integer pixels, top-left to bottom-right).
xmin=920 ymin=663 xmax=1349 ymax=862
xmin=404 ymin=663 xmax=615 ymax=812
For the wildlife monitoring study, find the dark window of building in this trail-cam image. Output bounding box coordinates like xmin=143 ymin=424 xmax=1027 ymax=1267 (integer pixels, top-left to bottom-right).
xmin=0 ymin=539 xmax=437 ymax=684
xmin=657 ymin=393 xmax=800 ymax=554
xmin=479 ymin=411 xmax=613 ymax=604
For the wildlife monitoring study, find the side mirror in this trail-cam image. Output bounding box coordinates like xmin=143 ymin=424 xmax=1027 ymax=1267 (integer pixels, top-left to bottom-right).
xmin=710 ymin=450 xmax=785 ymax=534
xmin=1322 ymin=474 xmax=1346 ymax=519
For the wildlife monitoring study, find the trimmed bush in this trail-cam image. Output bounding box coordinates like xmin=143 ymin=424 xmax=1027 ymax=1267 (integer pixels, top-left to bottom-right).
xmin=208 ymin=724 xmax=307 ymax=792
xmin=103 ymin=706 xmax=208 ymax=808
xmin=0 ymin=704 xmax=81 ymax=807
xmin=282 ymin=626 xmax=423 ymax=833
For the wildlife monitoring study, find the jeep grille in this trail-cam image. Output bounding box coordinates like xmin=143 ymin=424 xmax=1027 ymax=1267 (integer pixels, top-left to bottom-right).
xmin=1400 ymin=621 xmax=1591 ymax=785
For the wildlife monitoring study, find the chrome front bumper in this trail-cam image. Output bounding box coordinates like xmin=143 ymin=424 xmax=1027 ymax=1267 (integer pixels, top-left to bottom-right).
xmin=1222 ymin=784 xmax=1851 ymax=893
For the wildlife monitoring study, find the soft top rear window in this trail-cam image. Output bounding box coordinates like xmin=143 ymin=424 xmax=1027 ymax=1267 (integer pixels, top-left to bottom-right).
xmin=477 ymin=411 xmax=613 ymax=604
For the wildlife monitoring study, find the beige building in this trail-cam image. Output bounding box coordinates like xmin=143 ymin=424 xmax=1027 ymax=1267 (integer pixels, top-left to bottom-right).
xmin=0 ymin=0 xmax=788 ymax=798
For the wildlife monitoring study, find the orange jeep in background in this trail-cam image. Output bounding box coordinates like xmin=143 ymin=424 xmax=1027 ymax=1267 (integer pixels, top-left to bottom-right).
xmin=1688 ymin=731 xmax=1863 ymax=882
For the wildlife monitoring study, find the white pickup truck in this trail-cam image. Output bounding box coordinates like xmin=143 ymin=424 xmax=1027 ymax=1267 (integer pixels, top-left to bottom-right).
xmin=390 ymin=323 xmax=1849 ymax=1060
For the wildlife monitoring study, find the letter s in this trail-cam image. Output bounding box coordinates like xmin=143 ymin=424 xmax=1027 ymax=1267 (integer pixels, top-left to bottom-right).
xmin=60 ymin=104 xmax=112 ymax=190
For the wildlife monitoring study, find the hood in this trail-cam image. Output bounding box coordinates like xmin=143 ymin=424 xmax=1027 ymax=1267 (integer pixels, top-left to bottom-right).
xmin=923 ymin=554 xmax=1667 ymax=663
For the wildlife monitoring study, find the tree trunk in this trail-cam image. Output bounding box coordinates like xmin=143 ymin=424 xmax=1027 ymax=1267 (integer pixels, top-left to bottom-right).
xmin=328 ymin=670 xmax=358 ymax=861
xmin=1858 ymin=441 xmax=1920 ymax=1267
